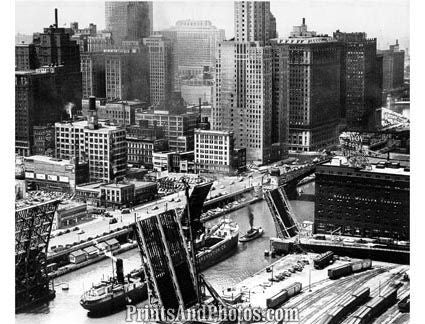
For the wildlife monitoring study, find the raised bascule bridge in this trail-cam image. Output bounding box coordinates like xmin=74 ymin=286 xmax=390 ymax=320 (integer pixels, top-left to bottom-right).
xmin=15 ymin=199 xmax=60 ymax=312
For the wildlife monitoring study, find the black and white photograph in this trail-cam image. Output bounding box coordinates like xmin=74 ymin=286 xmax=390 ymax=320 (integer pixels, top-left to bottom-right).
xmin=8 ymin=0 xmax=418 ymax=323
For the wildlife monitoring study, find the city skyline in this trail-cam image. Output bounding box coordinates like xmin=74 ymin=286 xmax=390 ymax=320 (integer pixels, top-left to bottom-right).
xmin=15 ymin=0 xmax=409 ymax=50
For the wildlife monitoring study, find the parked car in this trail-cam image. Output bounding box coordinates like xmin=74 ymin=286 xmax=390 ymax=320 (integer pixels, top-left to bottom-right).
xmin=121 ymin=208 xmax=130 ymax=214
xmin=77 ymin=229 xmax=85 ymax=235
xmin=152 ymin=205 xmax=159 ymax=210
xmin=109 ymin=218 xmax=118 ymax=224
xmin=73 ymin=227 xmax=80 ymax=232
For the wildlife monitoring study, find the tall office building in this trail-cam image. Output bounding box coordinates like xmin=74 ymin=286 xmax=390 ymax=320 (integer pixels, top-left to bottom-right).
xmin=143 ymin=35 xmax=173 ymax=106
xmin=15 ymin=44 xmax=38 ymax=70
xmin=271 ymin=20 xmax=342 ymax=153
xmin=104 ymin=48 xmax=150 ymax=102
xmin=334 ymin=30 xmax=382 ymax=132
xmin=160 ymin=20 xmax=225 ymax=77
xmin=105 ymin=1 xmax=153 ymax=45
xmin=234 ymin=1 xmax=276 ymax=45
xmin=212 ymin=41 xmax=273 ymax=164
xmin=55 ymin=98 xmax=127 ymax=182
xmin=81 ymin=52 xmax=106 ymax=98
xmin=379 ymin=40 xmax=405 ymax=92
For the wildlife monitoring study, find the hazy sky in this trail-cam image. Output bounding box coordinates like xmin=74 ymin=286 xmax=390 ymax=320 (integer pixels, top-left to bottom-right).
xmin=15 ymin=0 xmax=410 ymax=50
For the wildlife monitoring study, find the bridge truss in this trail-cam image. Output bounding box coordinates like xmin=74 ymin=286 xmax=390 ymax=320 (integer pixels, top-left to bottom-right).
xmin=15 ymin=199 xmax=60 ymax=311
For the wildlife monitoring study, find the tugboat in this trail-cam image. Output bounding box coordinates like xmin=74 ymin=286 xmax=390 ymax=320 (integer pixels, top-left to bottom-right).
xmin=80 ymin=258 xmax=147 ymax=315
xmin=239 ymin=205 xmax=264 ymax=242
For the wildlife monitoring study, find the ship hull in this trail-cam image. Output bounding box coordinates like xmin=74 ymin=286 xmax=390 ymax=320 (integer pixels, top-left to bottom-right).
xmin=80 ymin=284 xmax=147 ymax=315
xmin=197 ymin=232 xmax=239 ymax=272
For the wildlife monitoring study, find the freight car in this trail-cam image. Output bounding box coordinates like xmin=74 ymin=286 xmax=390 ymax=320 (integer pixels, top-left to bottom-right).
xmin=313 ymin=251 xmax=334 ymax=269
xmin=398 ymin=295 xmax=410 ymax=313
xmin=328 ymin=259 xmax=372 ymax=279
xmin=316 ymin=287 xmax=370 ymax=324
xmin=345 ymin=287 xmax=398 ymax=324
xmin=266 ymin=282 xmax=302 ymax=309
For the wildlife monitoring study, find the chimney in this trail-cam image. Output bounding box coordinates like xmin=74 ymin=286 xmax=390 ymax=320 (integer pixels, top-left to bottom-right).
xmin=55 ymin=8 xmax=58 ymax=28
xmin=89 ymin=96 xmax=96 ymax=111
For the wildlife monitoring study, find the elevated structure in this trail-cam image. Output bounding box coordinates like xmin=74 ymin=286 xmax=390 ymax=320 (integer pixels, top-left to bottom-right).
xmin=264 ymin=187 xmax=300 ymax=239
xmin=133 ymin=209 xmax=199 ymax=311
xmin=15 ymin=199 xmax=60 ymax=311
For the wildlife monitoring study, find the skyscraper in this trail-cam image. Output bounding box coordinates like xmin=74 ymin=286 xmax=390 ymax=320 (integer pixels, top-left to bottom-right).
xmin=334 ymin=30 xmax=382 ymax=132
xmin=81 ymin=52 xmax=106 ymax=99
xmin=212 ymin=41 xmax=273 ymax=164
xmin=143 ymin=35 xmax=173 ymax=106
xmin=15 ymin=9 xmax=82 ymax=156
xmin=105 ymin=1 xmax=153 ymax=45
xmin=160 ymin=20 xmax=225 ymax=77
xmin=104 ymin=48 xmax=150 ymax=102
xmin=272 ymin=20 xmax=342 ymax=153
xmin=379 ymin=40 xmax=405 ymax=92
xmin=234 ymin=1 xmax=276 ymax=45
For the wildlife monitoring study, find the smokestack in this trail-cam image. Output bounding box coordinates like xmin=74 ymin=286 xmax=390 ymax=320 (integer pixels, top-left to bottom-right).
xmin=116 ymin=258 xmax=124 ymax=284
xmin=89 ymin=96 xmax=96 ymax=111
xmin=302 ymin=18 xmax=305 ymax=25
xmin=55 ymin=8 xmax=58 ymax=28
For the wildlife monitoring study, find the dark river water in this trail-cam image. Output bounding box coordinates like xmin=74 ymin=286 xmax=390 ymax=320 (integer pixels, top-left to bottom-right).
xmin=16 ymin=183 xmax=315 ymax=324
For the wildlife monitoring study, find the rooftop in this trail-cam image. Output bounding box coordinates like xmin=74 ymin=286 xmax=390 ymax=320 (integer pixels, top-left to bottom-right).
xmin=323 ymin=156 xmax=410 ymax=176
xmin=24 ymin=155 xmax=74 ymax=166
xmin=55 ymin=119 xmax=124 ymax=132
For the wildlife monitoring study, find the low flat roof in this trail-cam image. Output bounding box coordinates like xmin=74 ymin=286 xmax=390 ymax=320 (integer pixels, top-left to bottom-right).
xmin=24 ymin=155 xmax=73 ymax=166
xmin=322 ymin=156 xmax=410 ymax=176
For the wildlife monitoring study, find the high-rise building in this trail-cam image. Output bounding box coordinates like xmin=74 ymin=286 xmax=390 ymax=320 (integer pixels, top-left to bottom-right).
xmin=136 ymin=109 xmax=199 ymax=152
xmin=55 ymin=98 xmax=127 ymax=182
xmin=15 ymin=65 xmax=79 ymax=157
xmin=159 ymin=20 xmax=225 ymax=78
xmin=81 ymin=52 xmax=106 ymax=98
xmin=334 ymin=30 xmax=382 ymax=132
xmin=378 ymin=40 xmax=405 ymax=92
xmin=271 ymin=20 xmax=342 ymax=152
xmin=143 ymin=35 xmax=173 ymax=106
xmin=15 ymin=44 xmax=38 ymax=70
xmin=212 ymin=41 xmax=273 ymax=164
xmin=234 ymin=1 xmax=276 ymax=45
xmin=105 ymin=1 xmax=153 ymax=45
xmin=104 ymin=48 xmax=150 ymax=102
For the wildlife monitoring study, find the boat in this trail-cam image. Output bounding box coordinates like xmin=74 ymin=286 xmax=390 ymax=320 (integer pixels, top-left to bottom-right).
xmin=80 ymin=258 xmax=147 ymax=315
xmin=196 ymin=218 xmax=239 ymax=271
xmin=80 ymin=218 xmax=238 ymax=315
xmin=239 ymin=205 xmax=264 ymax=242
xmin=239 ymin=227 xmax=264 ymax=242
xmin=61 ymin=283 xmax=69 ymax=290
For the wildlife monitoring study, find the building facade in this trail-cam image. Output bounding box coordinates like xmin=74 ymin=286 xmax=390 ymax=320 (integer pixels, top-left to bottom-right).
xmin=136 ymin=110 xmax=199 ymax=152
xmin=378 ymin=40 xmax=405 ymax=92
xmin=234 ymin=1 xmax=276 ymax=45
xmin=160 ymin=20 xmax=225 ymax=78
xmin=81 ymin=52 xmax=106 ymax=98
xmin=143 ymin=35 xmax=174 ymax=106
xmin=23 ymin=155 xmax=89 ymax=192
xmin=55 ymin=114 xmax=127 ymax=182
xmin=315 ymin=157 xmax=409 ymax=241
xmin=212 ymin=41 xmax=274 ymax=164
xmin=32 ymin=125 xmax=55 ymax=156
xmin=194 ymin=129 xmax=246 ymax=175
xmin=271 ymin=21 xmax=342 ymax=152
xmin=105 ymin=1 xmax=153 ymax=45
xmin=104 ymin=48 xmax=150 ymax=102
xmin=334 ymin=30 xmax=382 ymax=132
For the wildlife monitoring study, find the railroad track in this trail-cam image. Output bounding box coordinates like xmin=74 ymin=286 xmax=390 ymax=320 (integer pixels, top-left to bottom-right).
xmin=288 ymin=267 xmax=389 ymax=311
xmin=300 ymin=268 xmax=392 ymax=324
xmin=373 ymin=284 xmax=410 ymax=324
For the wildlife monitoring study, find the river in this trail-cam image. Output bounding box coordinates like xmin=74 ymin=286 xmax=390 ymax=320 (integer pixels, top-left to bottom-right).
xmin=16 ymin=183 xmax=315 ymax=324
